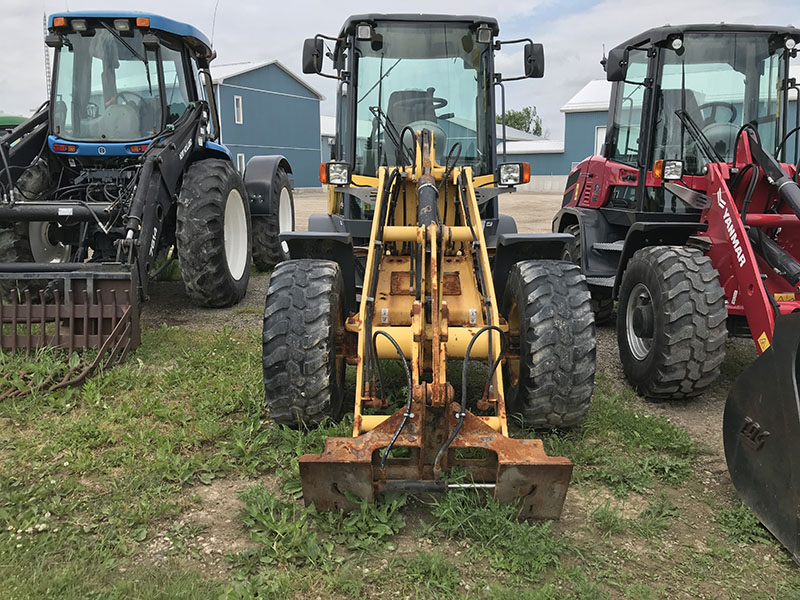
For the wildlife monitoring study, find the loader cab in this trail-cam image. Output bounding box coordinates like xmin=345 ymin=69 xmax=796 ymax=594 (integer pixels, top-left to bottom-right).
xmin=46 ymin=13 xmax=219 ymax=157
xmin=331 ymin=15 xmax=499 ymax=179
xmin=602 ymin=25 xmax=799 ymax=216
xmin=303 ymin=14 xmax=543 ymax=232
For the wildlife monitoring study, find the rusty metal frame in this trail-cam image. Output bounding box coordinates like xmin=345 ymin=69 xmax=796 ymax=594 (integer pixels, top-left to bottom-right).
xmin=300 ymin=136 xmax=573 ymax=518
xmin=0 ymin=266 xmax=140 ymax=399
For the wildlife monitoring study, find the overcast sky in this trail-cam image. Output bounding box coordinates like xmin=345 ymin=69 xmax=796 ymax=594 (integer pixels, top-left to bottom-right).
xmin=2 ymin=0 xmax=796 ymax=140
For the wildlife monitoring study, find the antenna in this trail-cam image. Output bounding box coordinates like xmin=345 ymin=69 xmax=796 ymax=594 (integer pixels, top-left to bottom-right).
xmin=211 ymin=0 xmax=221 ymax=47
xmin=43 ymin=12 xmax=52 ymax=96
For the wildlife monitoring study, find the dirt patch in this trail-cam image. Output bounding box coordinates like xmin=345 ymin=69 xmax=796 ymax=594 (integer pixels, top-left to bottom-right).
xmin=594 ymin=316 xmax=756 ymax=502
xmin=138 ymin=475 xmax=277 ymax=576
xmin=141 ymin=272 xmax=270 ymax=333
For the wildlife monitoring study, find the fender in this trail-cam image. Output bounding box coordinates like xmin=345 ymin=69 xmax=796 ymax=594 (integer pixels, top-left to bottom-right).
xmin=483 ymin=213 xmax=517 ymax=248
xmin=613 ymin=222 xmax=707 ymax=297
xmin=552 ymin=206 xmax=623 ymax=278
xmin=244 ymin=155 xmax=293 ymax=216
xmin=492 ymin=233 xmax=573 ymax=305
xmin=280 ymin=232 xmax=356 ymax=313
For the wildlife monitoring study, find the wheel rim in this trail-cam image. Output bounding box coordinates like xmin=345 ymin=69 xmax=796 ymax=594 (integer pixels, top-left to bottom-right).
xmin=278 ymin=186 xmax=292 ymax=255
xmin=29 ymin=221 xmax=70 ymax=263
xmin=224 ymin=188 xmax=248 ymax=280
xmin=626 ymin=282 xmax=654 ymax=361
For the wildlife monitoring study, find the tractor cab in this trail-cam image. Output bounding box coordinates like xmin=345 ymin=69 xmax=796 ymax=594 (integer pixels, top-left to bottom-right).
xmin=45 ymin=13 xmax=219 ymax=157
xmin=302 ymin=14 xmax=542 ymax=241
xmin=587 ymin=25 xmax=798 ymax=215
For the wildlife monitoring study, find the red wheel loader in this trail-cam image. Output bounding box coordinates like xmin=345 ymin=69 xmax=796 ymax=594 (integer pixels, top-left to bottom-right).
xmin=552 ymin=24 xmax=800 ymax=559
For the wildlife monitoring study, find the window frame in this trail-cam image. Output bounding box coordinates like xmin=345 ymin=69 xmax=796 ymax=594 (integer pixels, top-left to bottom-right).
xmin=234 ymin=95 xmax=243 ymax=125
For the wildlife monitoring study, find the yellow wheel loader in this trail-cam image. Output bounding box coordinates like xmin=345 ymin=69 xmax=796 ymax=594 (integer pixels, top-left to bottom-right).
xmin=261 ymin=14 xmax=596 ymax=515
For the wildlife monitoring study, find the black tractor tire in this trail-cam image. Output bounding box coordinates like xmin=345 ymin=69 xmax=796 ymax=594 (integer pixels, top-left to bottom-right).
xmin=0 ymin=222 xmax=72 ymax=301
xmin=0 ymin=225 xmax=35 ymax=299
xmin=262 ymin=259 xmax=346 ymax=427
xmin=176 ymin=159 xmax=251 ymax=308
xmin=503 ymin=260 xmax=596 ymax=428
xmin=617 ymin=246 xmax=727 ymax=399
xmin=562 ymin=223 xmax=614 ymax=324
xmin=252 ymin=168 xmax=294 ymax=271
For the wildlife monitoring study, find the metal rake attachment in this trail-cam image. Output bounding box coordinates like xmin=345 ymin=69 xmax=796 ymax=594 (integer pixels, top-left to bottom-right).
xmin=0 ymin=269 xmax=140 ymax=399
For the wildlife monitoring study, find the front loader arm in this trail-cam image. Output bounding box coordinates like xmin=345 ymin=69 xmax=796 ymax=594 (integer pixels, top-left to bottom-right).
xmin=122 ymin=103 xmax=205 ymax=299
xmin=298 ymin=130 xmax=572 ymax=517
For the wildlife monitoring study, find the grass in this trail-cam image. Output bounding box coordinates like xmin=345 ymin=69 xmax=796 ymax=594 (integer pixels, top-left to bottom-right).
xmin=1 ymin=325 xmax=798 ymax=599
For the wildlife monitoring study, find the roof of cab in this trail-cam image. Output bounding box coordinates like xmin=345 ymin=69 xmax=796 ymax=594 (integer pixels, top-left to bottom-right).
xmin=613 ymin=23 xmax=800 ymax=52
xmin=48 ymin=12 xmax=213 ymax=59
xmin=338 ymin=14 xmax=500 ymax=38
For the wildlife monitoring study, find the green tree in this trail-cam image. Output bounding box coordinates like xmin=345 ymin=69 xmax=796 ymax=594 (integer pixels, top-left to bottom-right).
xmin=497 ymin=105 xmax=543 ymax=136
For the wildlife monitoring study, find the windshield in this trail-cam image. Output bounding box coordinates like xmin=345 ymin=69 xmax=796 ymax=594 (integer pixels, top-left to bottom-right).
xmin=352 ymin=21 xmax=493 ymax=176
xmin=654 ymin=32 xmax=783 ymax=174
xmin=53 ymin=27 xmax=162 ymax=142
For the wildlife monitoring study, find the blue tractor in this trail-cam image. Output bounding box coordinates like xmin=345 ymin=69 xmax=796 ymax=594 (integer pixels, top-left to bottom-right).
xmin=0 ymin=13 xmax=294 ymax=379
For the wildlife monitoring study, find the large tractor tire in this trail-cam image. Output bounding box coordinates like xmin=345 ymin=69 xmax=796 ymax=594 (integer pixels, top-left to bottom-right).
xmin=176 ymin=159 xmax=251 ymax=307
xmin=503 ymin=260 xmax=596 ymax=428
xmin=0 ymin=222 xmax=71 ymax=300
xmin=262 ymin=259 xmax=346 ymax=427
xmin=252 ymin=167 xmax=294 ymax=271
xmin=562 ymin=223 xmax=614 ymax=324
xmin=617 ymin=246 xmax=727 ymax=399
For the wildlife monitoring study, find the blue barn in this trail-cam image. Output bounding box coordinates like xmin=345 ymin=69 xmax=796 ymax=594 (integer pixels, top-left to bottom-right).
xmin=212 ymin=61 xmax=323 ymax=188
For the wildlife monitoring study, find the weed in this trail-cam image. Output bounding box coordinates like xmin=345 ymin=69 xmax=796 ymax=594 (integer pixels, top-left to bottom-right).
xmin=632 ymin=491 xmax=678 ymax=538
xmin=591 ymin=499 xmax=627 ymax=537
xmin=396 ymin=549 xmax=460 ymax=599
xmin=235 ymin=485 xmax=330 ymax=567
xmin=430 ymin=487 xmax=565 ymax=580
xmin=715 ymin=502 xmax=774 ymax=545
xmin=315 ymin=492 xmax=407 ymax=551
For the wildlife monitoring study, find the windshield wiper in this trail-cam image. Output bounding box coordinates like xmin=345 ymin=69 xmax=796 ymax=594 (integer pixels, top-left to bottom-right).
xmin=99 ymin=21 xmax=153 ymax=94
xmin=674 ymin=109 xmax=724 ymax=164
xmin=369 ymin=105 xmax=410 ymax=166
xmin=358 ymin=59 xmax=402 ymax=103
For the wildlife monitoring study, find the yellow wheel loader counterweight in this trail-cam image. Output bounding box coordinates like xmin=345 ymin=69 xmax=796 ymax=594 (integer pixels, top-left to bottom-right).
xmin=262 ymin=14 xmax=596 ymax=514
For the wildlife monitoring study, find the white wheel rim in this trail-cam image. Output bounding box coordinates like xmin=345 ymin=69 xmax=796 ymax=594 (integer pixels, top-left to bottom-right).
xmin=626 ymin=282 xmax=654 ymax=361
xmin=224 ymin=188 xmax=248 ymax=280
xmin=278 ymin=186 xmax=292 ymax=255
xmin=29 ymin=221 xmax=70 ymax=263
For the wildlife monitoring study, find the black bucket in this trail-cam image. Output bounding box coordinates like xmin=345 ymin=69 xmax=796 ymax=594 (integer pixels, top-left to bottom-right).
xmin=723 ymin=312 xmax=800 ymax=562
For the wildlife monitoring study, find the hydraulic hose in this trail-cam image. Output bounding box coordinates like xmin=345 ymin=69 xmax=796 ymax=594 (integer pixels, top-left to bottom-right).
xmin=433 ymin=325 xmax=506 ymax=476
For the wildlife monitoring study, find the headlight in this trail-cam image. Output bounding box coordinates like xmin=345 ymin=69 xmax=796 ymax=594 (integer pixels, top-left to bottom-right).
xmin=498 ymin=162 xmax=530 ymax=186
xmin=321 ymin=162 xmax=350 ymax=185
xmin=654 ymin=159 xmax=683 ymax=180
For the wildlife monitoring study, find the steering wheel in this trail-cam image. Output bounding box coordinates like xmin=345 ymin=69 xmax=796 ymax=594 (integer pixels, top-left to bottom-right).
xmin=116 ymin=91 xmax=145 ymax=106
xmin=698 ymin=101 xmax=737 ymax=127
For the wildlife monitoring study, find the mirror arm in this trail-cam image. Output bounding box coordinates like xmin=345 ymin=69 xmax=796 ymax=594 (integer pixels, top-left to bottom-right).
xmin=494 ymin=37 xmax=534 ymax=49
xmin=314 ymin=34 xmax=347 ymax=80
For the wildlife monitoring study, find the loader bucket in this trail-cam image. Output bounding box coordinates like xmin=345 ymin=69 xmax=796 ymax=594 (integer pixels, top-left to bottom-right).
xmin=0 ymin=264 xmax=140 ymax=399
xmin=723 ymin=313 xmax=800 ymax=562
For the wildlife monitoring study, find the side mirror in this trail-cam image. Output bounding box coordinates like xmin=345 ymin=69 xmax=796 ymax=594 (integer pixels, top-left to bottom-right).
xmin=302 ymin=38 xmax=325 ymax=75
xmin=605 ymin=47 xmax=629 ymax=82
xmin=524 ymin=43 xmax=544 ymax=78
xmin=142 ymin=33 xmax=160 ymax=50
xmin=45 ymin=33 xmax=62 ymax=48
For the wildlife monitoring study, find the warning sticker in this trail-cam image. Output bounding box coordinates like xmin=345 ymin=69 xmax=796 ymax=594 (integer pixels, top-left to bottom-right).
xmin=757 ymin=332 xmax=771 ymax=352
xmin=774 ymin=292 xmax=796 ymax=302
